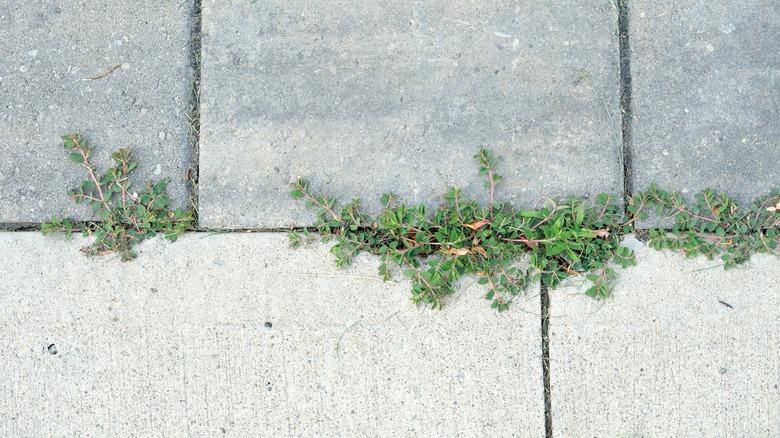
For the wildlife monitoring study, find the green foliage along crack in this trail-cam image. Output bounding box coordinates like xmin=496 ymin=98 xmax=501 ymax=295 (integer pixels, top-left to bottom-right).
xmin=41 ymin=135 xmax=780 ymax=310
xmin=290 ymin=149 xmax=780 ymax=311
xmin=42 ymin=134 xmax=194 ymax=261
xmin=290 ymin=149 xmax=635 ymax=311
xmin=628 ymin=185 xmax=780 ymax=269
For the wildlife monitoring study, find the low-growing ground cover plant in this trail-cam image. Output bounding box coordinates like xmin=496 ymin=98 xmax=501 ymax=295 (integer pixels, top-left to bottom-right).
xmin=42 ymin=134 xmax=194 ymax=261
xmin=290 ymin=149 xmax=780 ymax=311
xmin=628 ymin=185 xmax=780 ymax=270
xmin=290 ymin=149 xmax=635 ymax=311
xmin=41 ymin=134 xmax=780 ymax=312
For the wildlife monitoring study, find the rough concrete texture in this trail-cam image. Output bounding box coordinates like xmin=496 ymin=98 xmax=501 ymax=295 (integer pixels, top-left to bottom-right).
xmin=198 ymin=0 xmax=622 ymax=228
xmin=0 ymin=232 xmax=543 ymax=436
xmin=550 ymin=236 xmax=780 ymax=436
xmin=0 ymin=2 xmax=192 ymax=223
xmin=631 ymin=2 xmax=780 ymax=208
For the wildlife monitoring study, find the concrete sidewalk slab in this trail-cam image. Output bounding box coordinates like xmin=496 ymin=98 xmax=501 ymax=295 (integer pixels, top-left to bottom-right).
xmin=198 ymin=0 xmax=622 ymax=228
xmin=0 ymin=2 xmax=192 ymax=223
xmin=549 ymin=237 xmax=780 ymax=436
xmin=0 ymin=232 xmax=543 ymax=436
xmin=631 ymin=2 xmax=780 ymax=207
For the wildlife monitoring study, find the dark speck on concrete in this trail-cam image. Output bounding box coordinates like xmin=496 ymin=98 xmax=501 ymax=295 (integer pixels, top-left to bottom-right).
xmin=47 ymin=344 xmax=57 ymax=355
xmin=264 ymin=321 xmax=273 ymax=328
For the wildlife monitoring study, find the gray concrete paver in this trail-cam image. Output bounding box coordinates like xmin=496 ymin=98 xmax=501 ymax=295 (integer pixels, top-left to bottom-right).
xmin=631 ymin=1 xmax=780 ymax=207
xmin=0 ymin=232 xmax=544 ymax=437
xmin=0 ymin=2 xmax=192 ymax=223
xmin=550 ymin=237 xmax=780 ymax=436
xmin=198 ymin=0 xmax=622 ymax=228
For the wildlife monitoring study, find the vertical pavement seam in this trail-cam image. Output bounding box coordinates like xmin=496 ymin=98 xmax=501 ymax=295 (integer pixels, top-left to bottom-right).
xmin=187 ymin=0 xmax=204 ymax=219
xmin=618 ymin=0 xmax=633 ymax=203
xmin=541 ymin=286 xmax=552 ymax=437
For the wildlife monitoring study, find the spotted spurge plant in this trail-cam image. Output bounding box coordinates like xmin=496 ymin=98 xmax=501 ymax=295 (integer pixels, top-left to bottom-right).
xmin=290 ymin=150 xmax=780 ymax=311
xmin=290 ymin=149 xmax=636 ymax=311
xmin=627 ymin=185 xmax=780 ymax=269
xmin=42 ymin=134 xmax=194 ymax=261
xmin=41 ymin=135 xmax=780 ymax=309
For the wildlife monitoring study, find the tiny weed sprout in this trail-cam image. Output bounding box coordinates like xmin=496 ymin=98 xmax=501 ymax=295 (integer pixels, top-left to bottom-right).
xmin=42 ymin=133 xmax=194 ymax=261
xmin=290 ymin=149 xmax=637 ymax=311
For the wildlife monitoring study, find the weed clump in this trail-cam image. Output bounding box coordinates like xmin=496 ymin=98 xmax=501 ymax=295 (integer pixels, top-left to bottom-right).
xmin=290 ymin=149 xmax=780 ymax=311
xmin=290 ymin=149 xmax=635 ymax=311
xmin=42 ymin=134 xmax=194 ymax=261
xmin=628 ymin=186 xmax=780 ymax=269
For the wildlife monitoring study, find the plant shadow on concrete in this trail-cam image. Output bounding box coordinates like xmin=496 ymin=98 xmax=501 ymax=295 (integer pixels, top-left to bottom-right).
xmin=290 ymin=150 xmax=780 ymax=311
xmin=42 ymin=134 xmax=194 ymax=261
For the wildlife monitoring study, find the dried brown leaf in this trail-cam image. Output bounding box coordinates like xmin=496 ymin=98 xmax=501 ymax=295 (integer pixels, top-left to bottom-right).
xmin=463 ymin=220 xmax=490 ymax=230
xmin=441 ymin=247 xmax=470 ymax=256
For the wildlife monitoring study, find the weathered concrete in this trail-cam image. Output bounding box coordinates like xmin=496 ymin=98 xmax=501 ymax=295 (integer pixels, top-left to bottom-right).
xmin=550 ymin=236 xmax=780 ymax=436
xmin=0 ymin=232 xmax=544 ymax=436
xmin=0 ymin=2 xmax=192 ymax=223
xmin=198 ymin=0 xmax=622 ymax=228
xmin=631 ymin=2 xmax=780 ymax=208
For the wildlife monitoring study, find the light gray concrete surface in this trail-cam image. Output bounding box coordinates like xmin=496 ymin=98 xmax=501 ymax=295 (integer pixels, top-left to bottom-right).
xmin=0 ymin=2 xmax=192 ymax=223
xmin=631 ymin=2 xmax=780 ymax=207
xmin=198 ymin=0 xmax=622 ymax=228
xmin=550 ymin=236 xmax=780 ymax=436
xmin=0 ymin=232 xmax=543 ymax=437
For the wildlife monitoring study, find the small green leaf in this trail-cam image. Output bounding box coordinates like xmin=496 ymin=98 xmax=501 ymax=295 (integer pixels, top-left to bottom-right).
xmin=69 ymin=153 xmax=84 ymax=163
xmin=290 ymin=189 xmax=305 ymax=198
xmin=547 ymin=243 xmax=566 ymax=256
xmin=518 ymin=210 xmax=544 ymax=218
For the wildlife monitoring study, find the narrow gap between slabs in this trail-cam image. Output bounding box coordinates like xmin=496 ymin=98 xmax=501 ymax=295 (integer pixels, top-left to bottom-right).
xmin=187 ymin=0 xmax=204 ymax=219
xmin=0 ymin=223 xmax=41 ymax=232
xmin=541 ymin=285 xmax=552 ymax=437
xmin=618 ymin=0 xmax=633 ymax=207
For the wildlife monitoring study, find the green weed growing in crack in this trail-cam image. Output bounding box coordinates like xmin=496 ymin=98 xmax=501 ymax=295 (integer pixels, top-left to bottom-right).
xmin=628 ymin=185 xmax=780 ymax=269
xmin=42 ymin=134 xmax=194 ymax=261
xmin=289 ymin=149 xmax=636 ymax=311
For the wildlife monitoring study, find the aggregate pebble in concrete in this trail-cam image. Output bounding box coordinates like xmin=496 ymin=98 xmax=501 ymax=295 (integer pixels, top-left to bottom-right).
xmin=0 ymin=232 xmax=543 ymax=436
xmin=0 ymin=2 xmax=192 ymax=223
xmin=550 ymin=236 xmax=780 ymax=436
xmin=631 ymin=2 xmax=780 ymax=208
xmin=198 ymin=0 xmax=622 ymax=228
